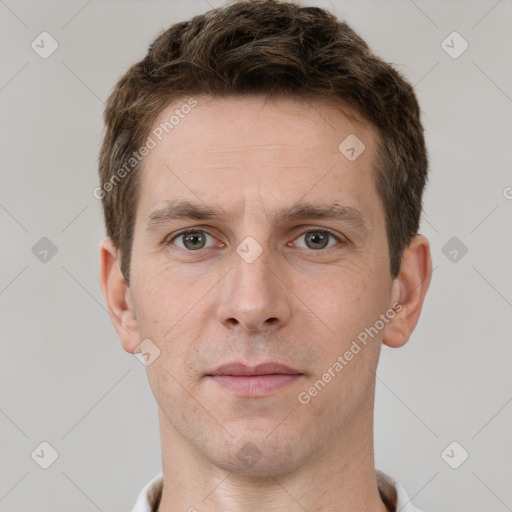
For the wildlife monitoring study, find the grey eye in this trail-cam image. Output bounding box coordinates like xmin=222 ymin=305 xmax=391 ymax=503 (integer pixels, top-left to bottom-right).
xmin=174 ymin=230 xmax=215 ymax=250
xmin=295 ymin=230 xmax=339 ymax=250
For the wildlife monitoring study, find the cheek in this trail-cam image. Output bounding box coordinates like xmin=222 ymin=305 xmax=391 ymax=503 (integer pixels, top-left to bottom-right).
xmin=131 ymin=262 xmax=203 ymax=333
xmin=146 ymin=356 xmax=208 ymax=440
xmin=130 ymin=269 xmax=208 ymax=388
xmin=297 ymin=269 xmax=384 ymax=414
xmin=293 ymin=263 xmax=389 ymax=406
xmin=297 ymin=259 xmax=385 ymax=335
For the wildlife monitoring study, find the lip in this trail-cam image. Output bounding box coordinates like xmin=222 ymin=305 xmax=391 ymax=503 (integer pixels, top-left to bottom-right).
xmin=207 ymin=362 xmax=304 ymax=397
xmin=209 ymin=362 xmax=302 ymax=376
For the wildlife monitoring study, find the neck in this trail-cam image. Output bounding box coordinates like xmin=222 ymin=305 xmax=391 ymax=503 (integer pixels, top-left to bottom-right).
xmin=156 ymin=404 xmax=389 ymax=512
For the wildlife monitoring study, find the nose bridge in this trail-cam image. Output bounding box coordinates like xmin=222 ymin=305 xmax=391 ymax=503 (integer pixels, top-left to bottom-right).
xmin=216 ymin=236 xmax=291 ymax=331
xmin=234 ymin=237 xmax=273 ymax=292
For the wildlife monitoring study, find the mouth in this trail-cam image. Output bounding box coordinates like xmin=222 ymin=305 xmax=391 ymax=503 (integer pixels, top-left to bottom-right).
xmin=206 ymin=362 xmax=304 ymax=396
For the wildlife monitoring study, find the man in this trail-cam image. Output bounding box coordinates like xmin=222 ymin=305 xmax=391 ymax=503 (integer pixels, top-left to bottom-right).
xmin=98 ymin=1 xmax=432 ymax=510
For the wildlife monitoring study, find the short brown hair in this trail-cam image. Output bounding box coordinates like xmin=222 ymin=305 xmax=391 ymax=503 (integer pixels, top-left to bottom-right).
xmin=98 ymin=0 xmax=428 ymax=285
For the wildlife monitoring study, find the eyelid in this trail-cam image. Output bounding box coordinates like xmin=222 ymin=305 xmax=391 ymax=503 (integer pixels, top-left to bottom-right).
xmin=292 ymin=225 xmax=346 ymax=242
xmin=289 ymin=227 xmax=346 ymax=250
xmin=164 ymin=226 xmax=346 ymax=251
xmin=165 ymin=228 xmax=219 ymax=249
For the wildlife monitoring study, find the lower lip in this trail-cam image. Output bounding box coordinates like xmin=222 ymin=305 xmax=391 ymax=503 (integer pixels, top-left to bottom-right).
xmin=210 ymin=374 xmax=302 ymax=396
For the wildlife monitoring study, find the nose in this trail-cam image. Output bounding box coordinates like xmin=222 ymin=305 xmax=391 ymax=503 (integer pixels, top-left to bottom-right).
xmin=216 ymin=242 xmax=291 ymax=333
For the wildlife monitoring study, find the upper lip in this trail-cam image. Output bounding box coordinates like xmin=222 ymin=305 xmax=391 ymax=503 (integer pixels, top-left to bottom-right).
xmin=208 ymin=362 xmax=302 ymax=376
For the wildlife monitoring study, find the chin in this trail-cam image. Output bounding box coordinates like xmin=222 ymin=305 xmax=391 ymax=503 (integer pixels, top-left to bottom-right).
xmin=205 ymin=430 xmax=307 ymax=477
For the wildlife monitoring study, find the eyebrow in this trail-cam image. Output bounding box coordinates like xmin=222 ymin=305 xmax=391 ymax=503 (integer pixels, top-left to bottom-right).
xmin=145 ymin=199 xmax=371 ymax=236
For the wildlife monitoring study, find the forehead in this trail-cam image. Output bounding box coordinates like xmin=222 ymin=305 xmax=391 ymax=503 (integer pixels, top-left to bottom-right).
xmin=150 ymin=94 xmax=375 ymax=155
xmin=136 ymin=94 xmax=382 ymax=222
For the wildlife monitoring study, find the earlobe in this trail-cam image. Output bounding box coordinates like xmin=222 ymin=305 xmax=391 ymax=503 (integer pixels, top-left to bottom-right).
xmin=99 ymin=237 xmax=140 ymax=353
xmin=382 ymin=234 xmax=432 ymax=349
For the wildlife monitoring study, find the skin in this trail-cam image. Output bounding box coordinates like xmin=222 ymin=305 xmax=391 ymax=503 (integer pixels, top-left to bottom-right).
xmin=100 ymin=95 xmax=432 ymax=511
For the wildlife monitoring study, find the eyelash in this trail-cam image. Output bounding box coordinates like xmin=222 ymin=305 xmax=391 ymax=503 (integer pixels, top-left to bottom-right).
xmin=164 ymin=228 xmax=345 ymax=251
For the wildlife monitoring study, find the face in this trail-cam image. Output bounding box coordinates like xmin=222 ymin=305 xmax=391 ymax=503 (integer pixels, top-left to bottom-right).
xmin=124 ymin=95 xmax=398 ymax=474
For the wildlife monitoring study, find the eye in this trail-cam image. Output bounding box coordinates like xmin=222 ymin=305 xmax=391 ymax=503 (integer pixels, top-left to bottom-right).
xmin=165 ymin=228 xmax=344 ymax=252
xmin=293 ymin=229 xmax=343 ymax=250
xmin=168 ymin=229 xmax=217 ymax=251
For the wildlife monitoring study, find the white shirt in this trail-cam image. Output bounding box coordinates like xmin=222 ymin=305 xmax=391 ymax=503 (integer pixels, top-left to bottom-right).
xmin=131 ymin=469 xmax=422 ymax=512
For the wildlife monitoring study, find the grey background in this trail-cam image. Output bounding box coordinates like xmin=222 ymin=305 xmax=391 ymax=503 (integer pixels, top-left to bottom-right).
xmin=1 ymin=0 xmax=511 ymax=510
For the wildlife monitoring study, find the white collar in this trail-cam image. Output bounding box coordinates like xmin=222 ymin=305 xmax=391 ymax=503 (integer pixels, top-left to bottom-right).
xmin=131 ymin=469 xmax=423 ymax=512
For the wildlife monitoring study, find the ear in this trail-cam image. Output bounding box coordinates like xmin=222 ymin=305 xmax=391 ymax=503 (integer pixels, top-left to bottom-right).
xmin=99 ymin=237 xmax=140 ymax=354
xmin=382 ymin=234 xmax=432 ymax=348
